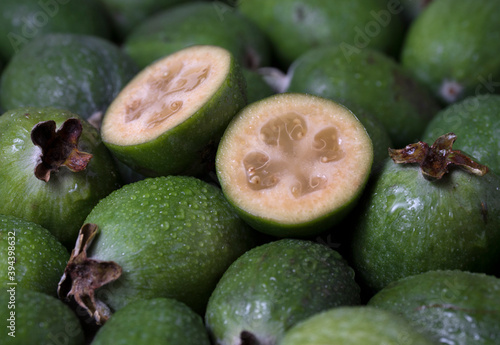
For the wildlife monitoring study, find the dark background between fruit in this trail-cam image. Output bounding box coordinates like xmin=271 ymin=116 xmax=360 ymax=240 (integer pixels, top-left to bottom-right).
xmin=0 ymin=0 xmax=499 ymax=344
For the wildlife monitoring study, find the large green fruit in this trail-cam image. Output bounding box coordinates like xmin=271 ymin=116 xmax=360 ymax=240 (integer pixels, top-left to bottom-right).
xmin=123 ymin=1 xmax=271 ymax=69
xmin=401 ymin=0 xmax=500 ymax=104
xmin=0 ymin=214 xmax=68 ymax=296
xmin=0 ymin=288 xmax=85 ymax=345
xmin=422 ymin=94 xmax=500 ymax=175
xmin=0 ymin=0 xmax=113 ymax=61
xmin=205 ymin=238 xmax=360 ymax=345
xmin=277 ymin=306 xmax=435 ymax=345
xmin=0 ymin=33 xmax=139 ymax=121
xmin=350 ymin=144 xmax=500 ymax=294
xmin=368 ymin=270 xmax=500 ymax=345
xmin=286 ymin=46 xmax=441 ymax=147
xmin=0 ymin=107 xmax=121 ymax=247
xmin=58 ymin=175 xmax=256 ymax=324
xmin=92 ymin=298 xmax=211 ymax=345
xmin=238 ymin=0 xmax=405 ymax=67
xmin=101 ymin=45 xmax=246 ymax=177
xmin=216 ymin=93 xmax=373 ymax=237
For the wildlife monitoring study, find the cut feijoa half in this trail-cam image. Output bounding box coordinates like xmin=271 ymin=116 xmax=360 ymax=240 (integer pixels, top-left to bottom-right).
xmin=101 ymin=45 xmax=246 ymax=177
xmin=216 ymin=93 xmax=373 ymax=237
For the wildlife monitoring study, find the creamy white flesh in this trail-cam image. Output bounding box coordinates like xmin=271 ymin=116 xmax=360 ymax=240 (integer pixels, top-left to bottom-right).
xmin=217 ymin=94 xmax=373 ymax=225
xmin=101 ymin=45 xmax=230 ymax=145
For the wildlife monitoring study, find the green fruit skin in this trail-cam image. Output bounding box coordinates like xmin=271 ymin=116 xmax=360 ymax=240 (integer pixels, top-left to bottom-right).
xmin=123 ymin=2 xmax=271 ymax=69
xmin=0 ymin=107 xmax=121 ymax=247
xmin=92 ymin=298 xmax=211 ymax=345
xmin=0 ymin=0 xmax=113 ymax=61
xmin=287 ymin=46 xmax=441 ymax=147
xmin=206 ymin=238 xmax=361 ymax=345
xmin=0 ymin=288 xmax=85 ymax=345
xmin=85 ymin=176 xmax=257 ymax=315
xmin=368 ymin=270 xmax=500 ymax=345
xmin=277 ymin=306 xmax=435 ymax=345
xmin=401 ymin=0 xmax=500 ymax=104
xmin=103 ymin=49 xmax=247 ymax=177
xmin=421 ymin=94 xmax=500 ymax=175
xmin=351 ymin=159 xmax=500 ymax=294
xmin=238 ymin=0 xmax=405 ymax=67
xmin=242 ymin=68 xmax=276 ymax=104
xmin=0 ymin=214 xmax=69 ymax=297
xmin=0 ymin=33 xmax=139 ymax=120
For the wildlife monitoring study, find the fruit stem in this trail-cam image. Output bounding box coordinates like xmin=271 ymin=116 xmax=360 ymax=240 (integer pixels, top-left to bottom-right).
xmin=57 ymin=223 xmax=122 ymax=325
xmin=31 ymin=118 xmax=93 ymax=182
xmin=388 ymin=132 xmax=489 ymax=180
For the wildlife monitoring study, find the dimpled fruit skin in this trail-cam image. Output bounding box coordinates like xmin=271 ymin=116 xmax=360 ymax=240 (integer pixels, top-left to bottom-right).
xmin=421 ymin=94 xmax=500 ymax=175
xmin=0 ymin=214 xmax=68 ymax=297
xmin=368 ymin=270 xmax=500 ymax=345
xmin=123 ymin=1 xmax=271 ymax=69
xmin=205 ymin=239 xmax=360 ymax=345
xmin=85 ymin=175 xmax=256 ymax=315
xmin=0 ymin=288 xmax=85 ymax=345
xmin=0 ymin=107 xmax=121 ymax=247
xmin=92 ymin=298 xmax=211 ymax=345
xmin=351 ymin=160 xmax=500 ymax=294
xmin=286 ymin=46 xmax=440 ymax=147
xmin=0 ymin=33 xmax=139 ymax=120
xmin=277 ymin=306 xmax=435 ymax=345
xmin=401 ymin=0 xmax=500 ymax=104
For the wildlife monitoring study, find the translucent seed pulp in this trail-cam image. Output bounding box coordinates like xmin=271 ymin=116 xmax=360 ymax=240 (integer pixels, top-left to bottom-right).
xmin=243 ymin=112 xmax=345 ymax=198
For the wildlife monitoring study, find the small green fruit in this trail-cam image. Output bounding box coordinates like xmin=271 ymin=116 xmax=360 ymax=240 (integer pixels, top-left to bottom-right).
xmin=205 ymin=238 xmax=360 ymax=345
xmin=58 ymin=175 xmax=256 ymax=323
xmin=0 ymin=107 xmax=121 ymax=247
xmin=368 ymin=270 xmax=500 ymax=345
xmin=216 ymin=93 xmax=373 ymax=237
xmin=0 ymin=214 xmax=68 ymax=297
xmin=92 ymin=298 xmax=211 ymax=345
xmin=101 ymin=45 xmax=246 ymax=177
xmin=277 ymin=306 xmax=435 ymax=345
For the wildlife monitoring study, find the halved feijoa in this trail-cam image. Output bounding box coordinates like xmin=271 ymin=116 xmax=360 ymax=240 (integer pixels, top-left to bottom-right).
xmin=101 ymin=45 xmax=246 ymax=177
xmin=215 ymin=93 xmax=373 ymax=237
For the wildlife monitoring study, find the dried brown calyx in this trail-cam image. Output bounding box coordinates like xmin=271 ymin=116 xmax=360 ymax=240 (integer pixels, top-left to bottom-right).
xmin=58 ymin=223 xmax=122 ymax=325
xmin=31 ymin=118 xmax=93 ymax=182
xmin=388 ymin=132 xmax=489 ymax=180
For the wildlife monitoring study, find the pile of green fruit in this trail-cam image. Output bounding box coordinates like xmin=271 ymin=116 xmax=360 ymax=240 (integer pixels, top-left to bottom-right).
xmin=1 ymin=0 xmax=499 ymax=344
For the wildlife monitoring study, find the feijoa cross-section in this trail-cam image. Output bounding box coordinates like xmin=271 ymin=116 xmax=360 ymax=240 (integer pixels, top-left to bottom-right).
xmin=216 ymin=93 xmax=373 ymax=237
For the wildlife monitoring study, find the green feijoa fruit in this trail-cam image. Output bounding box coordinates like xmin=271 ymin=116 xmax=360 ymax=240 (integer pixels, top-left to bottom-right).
xmin=243 ymin=68 xmax=276 ymax=104
xmin=205 ymin=238 xmax=360 ymax=345
xmin=0 ymin=33 xmax=139 ymax=121
xmin=237 ymin=0 xmax=405 ymax=67
xmin=216 ymin=93 xmax=373 ymax=237
xmin=0 ymin=214 xmax=68 ymax=296
xmin=0 ymin=288 xmax=85 ymax=345
xmin=277 ymin=306 xmax=435 ymax=345
xmin=351 ymin=134 xmax=500 ymax=294
xmin=0 ymin=107 xmax=121 ymax=247
xmin=286 ymin=46 xmax=441 ymax=147
xmin=58 ymin=175 xmax=256 ymax=324
xmin=101 ymin=45 xmax=246 ymax=177
xmin=92 ymin=298 xmax=210 ymax=345
xmin=0 ymin=0 xmax=113 ymax=61
xmin=401 ymin=0 xmax=500 ymax=104
xmin=421 ymin=94 xmax=500 ymax=175
xmin=98 ymin=0 xmax=197 ymax=39
xmin=123 ymin=1 xmax=271 ymax=69
xmin=368 ymin=270 xmax=500 ymax=345
xmin=398 ymin=0 xmax=432 ymax=24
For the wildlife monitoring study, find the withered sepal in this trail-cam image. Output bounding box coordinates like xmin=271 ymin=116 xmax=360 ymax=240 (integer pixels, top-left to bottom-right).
xmin=58 ymin=223 xmax=122 ymax=325
xmin=31 ymin=118 xmax=93 ymax=182
xmin=388 ymin=133 xmax=489 ymax=180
